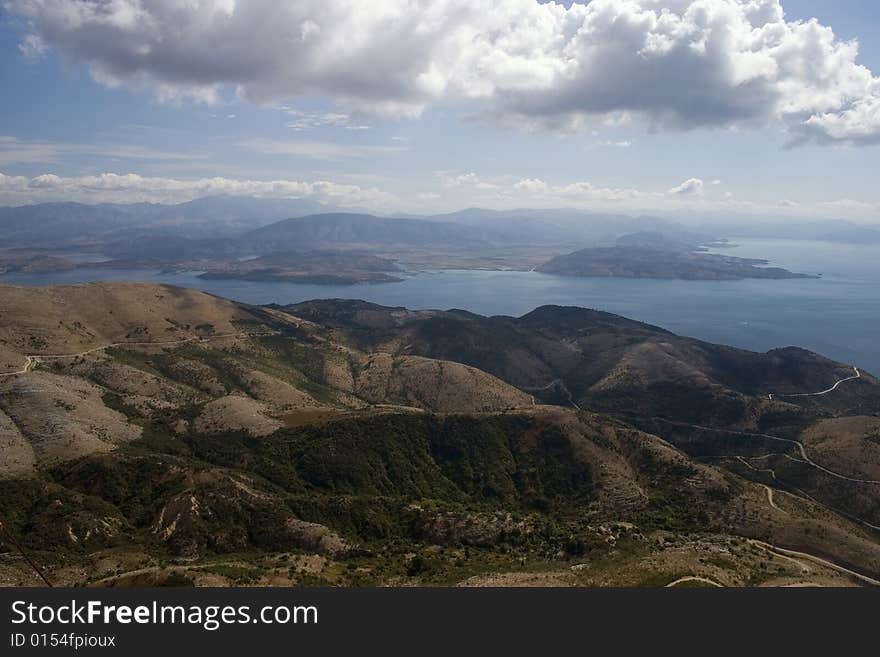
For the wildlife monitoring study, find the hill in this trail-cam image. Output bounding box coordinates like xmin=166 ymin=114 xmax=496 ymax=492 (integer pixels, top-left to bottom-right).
xmin=0 ymin=283 xmax=879 ymax=587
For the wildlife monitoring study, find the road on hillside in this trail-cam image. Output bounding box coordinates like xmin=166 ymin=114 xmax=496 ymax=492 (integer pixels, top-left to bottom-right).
xmin=655 ymin=418 xmax=880 ymax=486
xmin=0 ymin=331 xmax=279 ymax=379
xmin=770 ymin=367 xmax=861 ymax=400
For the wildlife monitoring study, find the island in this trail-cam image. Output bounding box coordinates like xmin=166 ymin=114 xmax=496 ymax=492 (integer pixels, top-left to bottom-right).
xmin=196 ymin=250 xmax=404 ymax=284
xmin=537 ymin=232 xmax=816 ymax=281
xmin=0 ymin=254 xmax=76 ymax=274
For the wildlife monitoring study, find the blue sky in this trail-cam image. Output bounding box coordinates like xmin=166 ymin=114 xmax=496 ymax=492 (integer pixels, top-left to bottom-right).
xmin=1 ymin=1 xmax=879 ymax=222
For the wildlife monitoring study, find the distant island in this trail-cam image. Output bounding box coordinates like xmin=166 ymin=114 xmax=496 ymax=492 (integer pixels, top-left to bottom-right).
xmin=0 ymin=205 xmax=825 ymax=284
xmin=0 ymin=254 xmax=75 ymax=274
xmin=537 ymin=232 xmax=816 ymax=281
xmin=197 ymin=251 xmax=403 ymax=285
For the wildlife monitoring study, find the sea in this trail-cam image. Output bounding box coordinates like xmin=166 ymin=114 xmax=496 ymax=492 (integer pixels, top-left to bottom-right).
xmin=2 ymin=238 xmax=878 ymax=373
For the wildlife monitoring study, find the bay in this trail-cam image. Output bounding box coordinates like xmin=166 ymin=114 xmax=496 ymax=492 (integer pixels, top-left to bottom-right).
xmin=2 ymin=238 xmax=878 ymax=373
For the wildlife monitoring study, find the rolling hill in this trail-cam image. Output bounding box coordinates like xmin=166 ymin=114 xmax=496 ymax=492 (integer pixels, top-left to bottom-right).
xmin=1 ymin=283 xmax=879 ymax=587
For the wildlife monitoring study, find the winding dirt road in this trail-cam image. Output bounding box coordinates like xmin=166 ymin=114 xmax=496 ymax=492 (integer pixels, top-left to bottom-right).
xmin=655 ymin=418 xmax=880 ymax=485
xmin=748 ymin=540 xmax=880 ymax=587
xmin=0 ymin=331 xmax=278 ymax=379
xmin=771 ymin=367 xmax=861 ymax=399
xmin=521 ymin=378 xmax=581 ymax=410
xmin=762 ymin=485 xmax=784 ymax=512
xmin=0 ymin=356 xmax=37 ymax=378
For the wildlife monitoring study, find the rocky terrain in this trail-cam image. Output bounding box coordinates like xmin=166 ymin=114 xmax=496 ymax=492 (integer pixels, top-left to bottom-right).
xmin=1 ymin=282 xmax=878 ymax=588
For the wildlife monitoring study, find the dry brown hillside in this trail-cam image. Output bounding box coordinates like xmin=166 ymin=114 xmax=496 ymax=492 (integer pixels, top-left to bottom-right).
xmin=1 ymin=283 xmax=879 ymax=588
xmin=0 ymin=282 xmax=300 ymax=367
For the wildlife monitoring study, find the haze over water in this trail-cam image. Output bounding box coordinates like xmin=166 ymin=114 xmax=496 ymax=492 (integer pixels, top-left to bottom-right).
xmin=3 ymin=238 xmax=878 ymax=374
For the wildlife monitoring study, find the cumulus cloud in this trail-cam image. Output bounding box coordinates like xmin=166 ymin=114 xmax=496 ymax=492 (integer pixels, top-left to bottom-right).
xmin=4 ymin=169 xmax=877 ymax=218
xmin=7 ymin=0 xmax=880 ymax=145
xmin=668 ymin=177 xmax=705 ymax=196
xmin=0 ymin=170 xmax=397 ymax=208
xmin=486 ymin=174 xmax=876 ymax=217
xmin=513 ymin=177 xmax=648 ymax=202
xmin=438 ymin=171 xmax=484 ymax=188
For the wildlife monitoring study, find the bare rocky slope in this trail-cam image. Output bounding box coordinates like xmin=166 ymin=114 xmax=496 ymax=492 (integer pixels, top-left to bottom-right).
xmin=0 ymin=283 xmax=878 ymax=588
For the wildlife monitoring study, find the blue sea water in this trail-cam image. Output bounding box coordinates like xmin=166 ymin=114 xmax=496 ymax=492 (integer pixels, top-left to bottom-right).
xmin=2 ymin=239 xmax=878 ymax=373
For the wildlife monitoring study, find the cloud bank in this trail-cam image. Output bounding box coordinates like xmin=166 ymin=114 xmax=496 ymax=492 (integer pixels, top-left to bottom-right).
xmin=3 ymin=170 xmax=877 ymax=219
xmin=0 ymin=171 xmax=397 ymax=207
xmin=7 ymin=0 xmax=880 ymax=145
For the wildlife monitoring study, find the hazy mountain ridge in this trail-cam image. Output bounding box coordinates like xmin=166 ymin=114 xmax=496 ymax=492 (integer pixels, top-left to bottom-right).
xmin=0 ymin=197 xmax=333 ymax=247
xmin=242 ymin=212 xmax=501 ymax=251
xmin=0 ymin=197 xmax=843 ymax=282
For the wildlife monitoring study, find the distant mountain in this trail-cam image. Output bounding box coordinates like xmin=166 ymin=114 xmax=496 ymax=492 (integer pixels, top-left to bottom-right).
xmin=147 ymin=196 xmax=328 ymax=232
xmin=614 ymin=231 xmax=714 ymax=252
xmin=0 ymin=202 xmax=145 ymax=247
xmin=694 ymin=217 xmax=873 ymax=241
xmin=1 ymin=198 xmax=727 ymax=253
xmin=0 ymin=196 xmax=333 ymax=247
xmin=423 ymin=208 xmax=716 ymax=247
xmin=242 ymin=212 xmax=497 ymax=251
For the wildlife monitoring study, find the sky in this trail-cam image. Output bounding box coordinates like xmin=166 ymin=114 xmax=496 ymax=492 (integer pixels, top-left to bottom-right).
xmin=1 ymin=0 xmax=879 ymax=222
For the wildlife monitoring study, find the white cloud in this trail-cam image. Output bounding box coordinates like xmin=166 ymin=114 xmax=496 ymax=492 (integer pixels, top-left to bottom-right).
xmin=513 ymin=178 xmax=649 ymax=202
xmin=0 ymin=170 xmax=398 ymax=208
xmin=8 ymin=0 xmax=880 ymax=145
xmin=3 ymin=169 xmax=879 ymax=220
xmin=799 ymin=95 xmax=880 ymax=145
xmin=438 ymin=171 xmax=482 ymax=187
xmin=513 ymin=178 xmax=549 ymax=193
xmin=18 ymin=32 xmax=47 ymax=58
xmin=668 ymin=178 xmax=705 ymax=196
xmin=820 ymin=198 xmax=879 ymax=212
